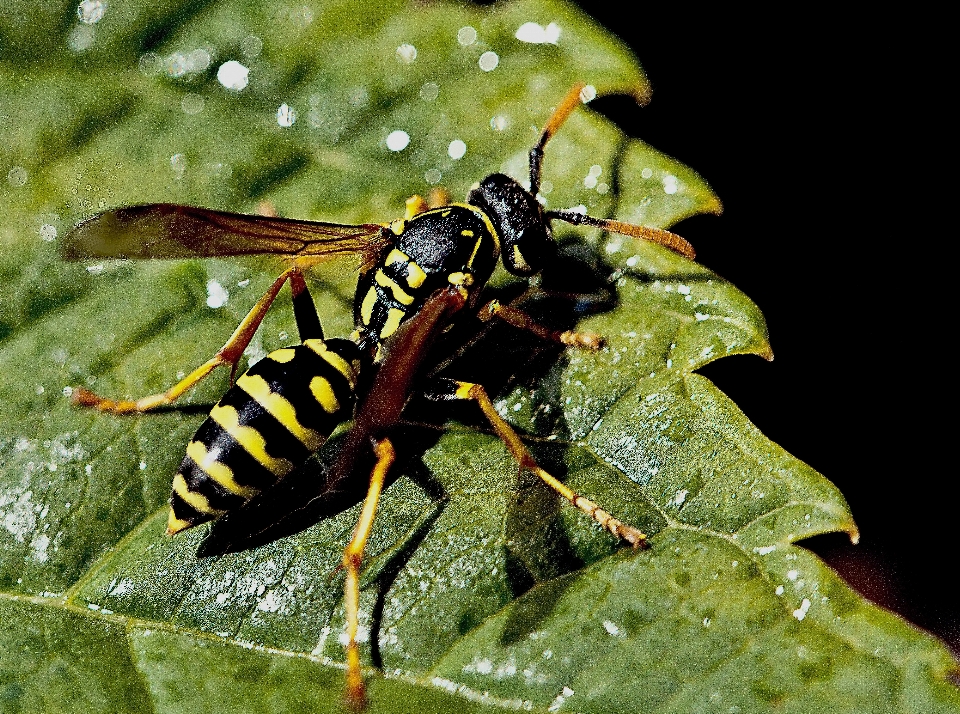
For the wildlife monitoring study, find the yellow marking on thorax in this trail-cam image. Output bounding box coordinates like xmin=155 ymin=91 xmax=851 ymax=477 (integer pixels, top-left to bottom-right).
xmin=467 ymin=234 xmax=486 ymax=269
xmin=309 ymin=376 xmax=341 ymax=414
xmin=511 ymin=244 xmax=532 ymax=272
xmin=389 ymin=219 xmax=406 ymax=235
xmin=186 ymin=440 xmax=260 ymax=499
xmin=303 ymin=339 xmax=358 ymax=388
xmin=461 ymin=229 xmax=474 ymax=237
xmin=418 ymin=202 xmax=495 ymax=233
xmin=360 ymin=285 xmax=378 ymax=326
xmin=380 ymin=307 xmax=406 ymax=339
xmin=385 ymin=248 xmax=409 ymax=266
xmin=385 ymin=248 xmax=426 ymax=288
xmin=269 ymin=348 xmax=297 ymax=363
xmin=449 ymin=202 xmax=502 ymax=253
xmin=236 ymin=373 xmax=323 ymax=450
xmin=375 ymin=269 xmax=415 ymax=305
xmin=172 ymin=472 xmax=226 ymax=516
xmin=210 ymin=404 xmax=294 ymax=476
xmin=406 ymin=260 xmax=427 ymax=288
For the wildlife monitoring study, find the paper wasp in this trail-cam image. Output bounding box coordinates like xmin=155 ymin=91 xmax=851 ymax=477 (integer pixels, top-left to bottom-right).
xmin=63 ymin=84 xmax=695 ymax=707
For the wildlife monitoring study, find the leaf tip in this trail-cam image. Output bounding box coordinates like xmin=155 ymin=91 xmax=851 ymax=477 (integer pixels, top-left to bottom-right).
xmin=598 ymin=80 xmax=652 ymax=107
xmin=848 ymin=524 xmax=861 ymax=545
xmin=633 ymin=82 xmax=653 ymax=107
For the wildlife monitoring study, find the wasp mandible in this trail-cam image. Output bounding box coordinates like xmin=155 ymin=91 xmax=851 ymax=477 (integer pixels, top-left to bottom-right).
xmin=63 ymin=84 xmax=695 ymax=707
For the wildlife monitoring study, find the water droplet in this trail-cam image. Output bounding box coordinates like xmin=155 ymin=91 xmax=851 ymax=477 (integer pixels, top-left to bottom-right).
xmin=663 ymin=174 xmax=679 ymax=194
xmin=386 ymin=130 xmax=410 ymax=151
xmin=602 ymin=620 xmax=621 ymax=636
xmin=640 ymin=167 xmax=653 ymax=179
xmin=347 ymin=86 xmax=368 ymax=107
xmin=457 ymin=26 xmax=477 ymax=46
xmin=241 ymin=35 xmax=263 ymax=59
xmin=77 ymin=0 xmax=106 ymax=24
xmin=181 ymin=93 xmax=204 ymax=115
xmin=217 ymin=60 xmax=249 ymax=91
xmin=447 ymin=139 xmax=466 ymax=160
xmin=515 ymin=22 xmax=561 ymax=44
xmin=7 ymin=166 xmax=27 ymax=187
xmin=419 ymin=82 xmax=439 ymax=102
xmin=68 ymin=25 xmax=96 ymax=52
xmin=276 ymin=103 xmax=296 ymax=127
xmin=396 ymin=43 xmax=417 ymax=64
xmin=138 ymin=52 xmax=161 ymax=75
xmin=187 ymin=49 xmax=211 ymax=72
xmin=39 ymin=224 xmax=57 ymax=242
xmin=170 ymin=153 xmax=186 ymax=176
xmin=490 ymin=115 xmax=508 ymax=131
xmin=206 ymin=279 xmax=229 ymax=308
xmin=580 ymin=85 xmax=597 ymax=102
xmin=478 ymin=51 xmax=499 ymax=72
xmin=424 ymin=168 xmax=442 ymax=184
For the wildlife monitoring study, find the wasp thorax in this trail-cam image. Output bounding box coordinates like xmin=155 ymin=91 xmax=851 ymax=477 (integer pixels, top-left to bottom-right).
xmin=468 ymin=173 xmax=555 ymax=276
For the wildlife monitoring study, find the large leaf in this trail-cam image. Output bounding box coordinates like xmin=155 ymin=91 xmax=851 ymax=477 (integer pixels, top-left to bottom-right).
xmin=1 ymin=1 xmax=956 ymax=712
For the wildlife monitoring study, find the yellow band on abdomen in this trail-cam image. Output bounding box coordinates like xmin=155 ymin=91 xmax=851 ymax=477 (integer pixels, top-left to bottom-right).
xmin=210 ymin=403 xmax=294 ymax=476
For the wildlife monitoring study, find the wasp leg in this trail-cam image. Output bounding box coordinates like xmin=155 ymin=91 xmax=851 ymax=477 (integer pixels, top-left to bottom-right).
xmin=426 ymin=379 xmax=647 ymax=548
xmin=529 ymin=83 xmax=587 ymax=196
xmin=73 ymin=267 xmax=312 ymax=413
xmin=342 ymin=437 xmax=396 ymax=710
xmin=478 ymin=299 xmax=605 ymax=350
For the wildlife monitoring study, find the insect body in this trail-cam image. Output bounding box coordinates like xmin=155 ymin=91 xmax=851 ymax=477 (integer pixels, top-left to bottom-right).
xmin=64 ymin=84 xmax=696 ymax=708
xmin=352 ymin=203 xmax=500 ymax=353
xmin=166 ymin=337 xmax=361 ymax=534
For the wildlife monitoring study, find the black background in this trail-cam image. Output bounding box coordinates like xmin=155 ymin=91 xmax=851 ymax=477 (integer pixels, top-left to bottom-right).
xmin=569 ymin=3 xmax=956 ymax=653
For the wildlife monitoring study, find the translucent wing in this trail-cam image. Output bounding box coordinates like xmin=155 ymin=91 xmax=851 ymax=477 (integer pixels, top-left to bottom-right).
xmin=61 ymin=204 xmax=390 ymax=265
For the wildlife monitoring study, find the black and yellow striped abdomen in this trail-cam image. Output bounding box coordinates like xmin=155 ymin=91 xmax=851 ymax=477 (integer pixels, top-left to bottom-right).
xmin=167 ymin=337 xmax=361 ymax=534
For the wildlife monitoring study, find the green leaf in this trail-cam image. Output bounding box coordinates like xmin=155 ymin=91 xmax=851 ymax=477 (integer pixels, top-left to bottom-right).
xmin=1 ymin=1 xmax=956 ymax=712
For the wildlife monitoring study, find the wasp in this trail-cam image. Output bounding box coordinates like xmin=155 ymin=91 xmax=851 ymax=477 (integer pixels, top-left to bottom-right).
xmin=63 ymin=84 xmax=695 ymax=707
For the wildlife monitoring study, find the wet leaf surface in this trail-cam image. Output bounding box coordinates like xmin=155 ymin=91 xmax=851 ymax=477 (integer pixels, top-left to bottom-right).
xmin=1 ymin=1 xmax=957 ymax=712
